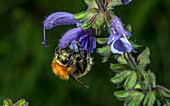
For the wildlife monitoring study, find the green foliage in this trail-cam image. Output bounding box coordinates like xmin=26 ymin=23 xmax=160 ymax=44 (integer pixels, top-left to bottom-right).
xmin=109 ymin=48 xmax=170 ymax=105
xmin=137 ymin=47 xmax=150 ymax=69
xmin=143 ymin=91 xmax=156 ymax=106
xmin=3 ymin=99 xmax=28 ymax=106
xmin=110 ymin=70 xmax=131 ymax=84
xmin=124 ymin=72 xmax=137 ymax=89
xmin=110 ymin=63 xmax=129 ymax=72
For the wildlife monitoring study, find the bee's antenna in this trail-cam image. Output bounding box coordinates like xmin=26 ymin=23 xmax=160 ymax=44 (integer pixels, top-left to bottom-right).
xmin=69 ymin=74 xmax=89 ymax=88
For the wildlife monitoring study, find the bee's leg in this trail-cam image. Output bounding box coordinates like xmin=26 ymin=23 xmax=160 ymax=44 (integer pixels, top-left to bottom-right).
xmin=69 ymin=74 xmax=89 ymax=88
xmin=82 ymin=59 xmax=87 ymax=73
xmin=76 ymin=62 xmax=84 ymax=74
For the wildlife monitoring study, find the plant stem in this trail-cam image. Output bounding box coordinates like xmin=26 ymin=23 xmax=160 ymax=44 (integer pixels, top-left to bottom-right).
xmin=95 ymin=0 xmax=106 ymax=12
xmin=125 ymin=53 xmax=147 ymax=92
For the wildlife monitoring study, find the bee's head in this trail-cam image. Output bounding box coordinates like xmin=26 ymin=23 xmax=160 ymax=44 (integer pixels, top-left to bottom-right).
xmin=55 ymin=50 xmax=73 ymax=65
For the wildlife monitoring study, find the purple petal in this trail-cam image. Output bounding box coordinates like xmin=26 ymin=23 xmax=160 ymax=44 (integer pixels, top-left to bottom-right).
xmin=125 ymin=31 xmax=131 ymax=36
xmin=111 ymin=38 xmax=133 ymax=54
xmin=121 ymin=0 xmax=132 ymax=5
xmin=44 ymin=12 xmax=77 ymax=30
xmin=69 ymin=40 xmax=78 ymax=52
xmin=111 ymin=17 xmax=125 ymax=35
xmin=107 ymin=29 xmax=121 ymax=45
xmin=59 ymin=27 xmax=86 ymax=48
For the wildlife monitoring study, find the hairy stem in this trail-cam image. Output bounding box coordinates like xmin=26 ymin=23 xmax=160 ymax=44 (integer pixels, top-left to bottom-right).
xmin=95 ymin=0 xmax=106 ymax=12
xmin=125 ymin=53 xmax=147 ymax=92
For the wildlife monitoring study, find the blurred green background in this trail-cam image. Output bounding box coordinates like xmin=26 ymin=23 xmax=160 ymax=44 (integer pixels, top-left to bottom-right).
xmin=0 ymin=0 xmax=170 ymax=105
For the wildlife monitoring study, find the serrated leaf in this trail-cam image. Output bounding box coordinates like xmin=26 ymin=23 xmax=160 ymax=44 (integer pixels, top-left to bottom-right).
xmin=124 ymin=72 xmax=137 ymax=89
xmin=110 ymin=63 xmax=129 ymax=72
xmin=147 ymin=70 xmax=156 ymax=87
xmin=93 ymin=12 xmax=105 ymax=28
xmin=143 ymin=91 xmax=156 ymax=106
xmin=97 ymin=38 xmax=108 ymax=45
xmin=117 ymin=55 xmax=127 ymax=64
xmin=110 ymin=70 xmax=131 ymax=84
xmin=128 ymin=92 xmax=144 ymax=106
xmin=3 ymin=98 xmax=13 ymax=106
xmin=137 ymin=47 xmax=150 ymax=68
xmin=114 ymin=90 xmax=130 ymax=99
xmin=84 ymin=0 xmax=98 ymax=8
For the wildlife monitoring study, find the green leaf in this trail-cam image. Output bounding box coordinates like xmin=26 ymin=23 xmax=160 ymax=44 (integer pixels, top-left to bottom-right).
xmin=102 ymin=52 xmax=112 ymax=63
xmin=134 ymin=83 xmax=142 ymax=89
xmin=147 ymin=70 xmax=156 ymax=87
xmin=3 ymin=98 xmax=13 ymax=106
xmin=117 ymin=55 xmax=127 ymax=64
xmin=110 ymin=63 xmax=129 ymax=72
xmin=106 ymin=0 xmax=123 ymax=8
xmin=97 ymin=38 xmax=108 ymax=45
xmin=114 ymin=90 xmax=130 ymax=99
xmin=155 ymin=85 xmax=170 ymax=99
xmin=137 ymin=47 xmax=150 ymax=68
xmin=128 ymin=92 xmax=145 ymax=106
xmin=93 ymin=12 xmax=105 ymax=28
xmin=74 ymin=8 xmax=98 ymax=21
xmin=143 ymin=91 xmax=156 ymax=106
xmin=124 ymin=72 xmax=137 ymax=89
xmin=126 ymin=24 xmax=132 ymax=32
xmin=129 ymin=41 xmax=142 ymax=49
xmin=105 ymin=10 xmax=114 ymax=23
xmin=138 ymin=69 xmax=149 ymax=89
xmin=81 ymin=14 xmax=97 ymax=29
xmin=97 ymin=45 xmax=111 ymax=56
xmin=14 ymin=99 xmax=29 ymax=106
xmin=84 ymin=0 xmax=98 ymax=8
xmin=97 ymin=45 xmax=111 ymax=62
xmin=124 ymin=53 xmax=137 ymax=71
xmin=110 ymin=70 xmax=131 ymax=84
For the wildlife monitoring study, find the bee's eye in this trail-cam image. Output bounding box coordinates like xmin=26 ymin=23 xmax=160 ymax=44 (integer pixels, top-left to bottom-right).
xmin=62 ymin=56 xmax=71 ymax=64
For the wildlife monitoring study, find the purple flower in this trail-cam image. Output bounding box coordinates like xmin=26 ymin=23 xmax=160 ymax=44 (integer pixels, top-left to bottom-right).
xmin=60 ymin=28 xmax=96 ymax=53
xmin=42 ymin=12 xmax=78 ymax=47
xmin=107 ymin=16 xmax=135 ymax=54
xmin=121 ymin=0 xmax=132 ymax=5
xmin=42 ymin=12 xmax=96 ymax=53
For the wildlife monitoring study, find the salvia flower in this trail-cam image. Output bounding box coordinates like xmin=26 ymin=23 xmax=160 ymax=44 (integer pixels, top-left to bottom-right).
xmin=60 ymin=27 xmax=96 ymax=53
xmin=121 ymin=0 xmax=132 ymax=5
xmin=107 ymin=16 xmax=135 ymax=54
xmin=42 ymin=12 xmax=96 ymax=53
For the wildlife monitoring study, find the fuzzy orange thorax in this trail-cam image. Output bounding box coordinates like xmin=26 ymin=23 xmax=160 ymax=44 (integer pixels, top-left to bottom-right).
xmin=52 ymin=60 xmax=70 ymax=80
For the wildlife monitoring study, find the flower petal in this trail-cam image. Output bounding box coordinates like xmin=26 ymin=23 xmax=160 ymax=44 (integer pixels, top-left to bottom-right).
xmin=121 ymin=0 xmax=132 ymax=5
xmin=44 ymin=12 xmax=77 ymax=30
xmin=59 ymin=27 xmax=86 ymax=48
xmin=111 ymin=16 xmax=125 ymax=35
xmin=111 ymin=38 xmax=133 ymax=54
xmin=69 ymin=40 xmax=79 ymax=52
xmin=107 ymin=29 xmax=121 ymax=45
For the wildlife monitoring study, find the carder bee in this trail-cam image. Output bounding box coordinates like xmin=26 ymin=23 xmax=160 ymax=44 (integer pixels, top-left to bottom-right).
xmin=52 ymin=43 xmax=93 ymax=88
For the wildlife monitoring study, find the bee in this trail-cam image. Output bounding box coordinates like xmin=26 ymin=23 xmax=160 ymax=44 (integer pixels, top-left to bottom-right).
xmin=52 ymin=43 xmax=93 ymax=88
